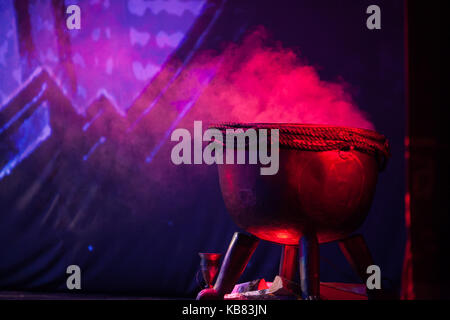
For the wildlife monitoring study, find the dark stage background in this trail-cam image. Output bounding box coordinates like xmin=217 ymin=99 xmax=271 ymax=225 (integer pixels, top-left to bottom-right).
xmin=0 ymin=0 xmax=405 ymax=297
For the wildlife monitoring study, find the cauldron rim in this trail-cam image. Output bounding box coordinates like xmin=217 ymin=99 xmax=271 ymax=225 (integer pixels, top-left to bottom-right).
xmin=210 ymin=122 xmax=390 ymax=170
xmin=209 ymin=122 xmax=380 ymax=135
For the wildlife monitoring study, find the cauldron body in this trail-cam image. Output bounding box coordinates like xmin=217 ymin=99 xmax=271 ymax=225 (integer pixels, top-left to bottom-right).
xmin=217 ymin=147 xmax=379 ymax=245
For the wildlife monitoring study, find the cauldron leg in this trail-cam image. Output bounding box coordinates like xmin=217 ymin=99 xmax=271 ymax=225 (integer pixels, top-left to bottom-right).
xmin=299 ymin=234 xmax=320 ymax=300
xmin=197 ymin=232 xmax=259 ymax=300
xmin=338 ymin=234 xmax=382 ymax=299
xmin=279 ymin=245 xmax=298 ymax=282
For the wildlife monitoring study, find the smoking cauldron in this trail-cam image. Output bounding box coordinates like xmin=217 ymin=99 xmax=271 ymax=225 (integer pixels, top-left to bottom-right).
xmin=197 ymin=123 xmax=390 ymax=300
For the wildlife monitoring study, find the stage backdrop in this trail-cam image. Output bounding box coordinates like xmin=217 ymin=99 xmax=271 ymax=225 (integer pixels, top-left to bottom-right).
xmin=0 ymin=0 xmax=405 ymax=297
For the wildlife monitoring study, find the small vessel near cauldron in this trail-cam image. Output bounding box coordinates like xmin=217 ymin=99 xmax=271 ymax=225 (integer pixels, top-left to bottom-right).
xmin=197 ymin=123 xmax=390 ymax=300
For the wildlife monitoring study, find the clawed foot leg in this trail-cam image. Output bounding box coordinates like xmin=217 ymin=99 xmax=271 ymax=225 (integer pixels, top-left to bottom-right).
xmin=197 ymin=232 xmax=259 ymax=300
xmin=299 ymin=234 xmax=320 ymax=300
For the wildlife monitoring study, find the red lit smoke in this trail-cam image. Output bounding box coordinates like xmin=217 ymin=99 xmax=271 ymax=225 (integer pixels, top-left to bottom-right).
xmin=185 ymin=27 xmax=374 ymax=130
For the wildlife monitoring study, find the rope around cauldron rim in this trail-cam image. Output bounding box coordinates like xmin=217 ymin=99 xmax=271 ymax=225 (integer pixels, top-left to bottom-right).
xmin=209 ymin=123 xmax=391 ymax=171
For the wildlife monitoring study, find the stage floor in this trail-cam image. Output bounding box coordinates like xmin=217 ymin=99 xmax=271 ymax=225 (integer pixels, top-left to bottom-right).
xmin=0 ymin=282 xmax=367 ymax=300
xmin=0 ymin=291 xmax=182 ymax=300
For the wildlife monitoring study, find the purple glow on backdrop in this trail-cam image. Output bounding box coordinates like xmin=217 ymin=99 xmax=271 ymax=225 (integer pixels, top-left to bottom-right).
xmin=66 ymin=0 xmax=206 ymax=111
xmin=0 ymin=101 xmax=51 ymax=181
xmin=0 ymin=0 xmax=206 ymax=112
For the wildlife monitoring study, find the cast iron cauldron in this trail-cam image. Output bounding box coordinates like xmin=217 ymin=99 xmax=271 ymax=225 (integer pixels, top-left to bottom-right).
xmin=197 ymin=123 xmax=390 ymax=300
xmin=212 ymin=123 xmax=390 ymax=245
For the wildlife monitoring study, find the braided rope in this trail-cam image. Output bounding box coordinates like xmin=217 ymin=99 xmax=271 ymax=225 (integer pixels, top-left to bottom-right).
xmin=209 ymin=123 xmax=390 ymax=170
